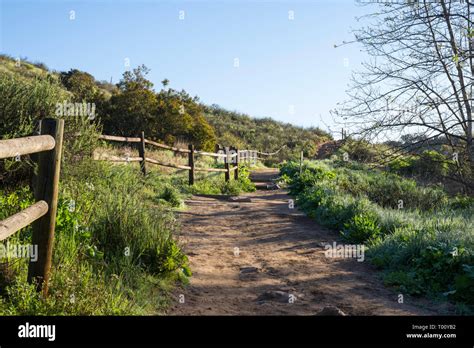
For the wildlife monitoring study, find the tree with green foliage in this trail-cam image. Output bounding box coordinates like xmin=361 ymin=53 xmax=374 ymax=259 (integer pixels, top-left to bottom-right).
xmin=60 ymin=69 xmax=98 ymax=102
xmin=102 ymin=66 xmax=216 ymax=150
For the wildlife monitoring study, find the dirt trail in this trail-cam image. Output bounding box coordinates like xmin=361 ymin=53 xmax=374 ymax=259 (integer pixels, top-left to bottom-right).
xmin=169 ymin=169 xmax=448 ymax=315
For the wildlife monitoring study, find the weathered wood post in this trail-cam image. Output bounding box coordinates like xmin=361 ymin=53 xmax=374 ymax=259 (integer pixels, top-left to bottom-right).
xmin=233 ymin=147 xmax=239 ymax=180
xmin=224 ymin=146 xmax=230 ymax=182
xmin=299 ymin=150 xmax=304 ymax=174
xmin=28 ymin=118 xmax=64 ymax=296
xmin=188 ymin=144 xmax=195 ymax=185
xmin=138 ymin=131 xmax=146 ymax=175
xmin=215 ymin=143 xmax=221 ymax=165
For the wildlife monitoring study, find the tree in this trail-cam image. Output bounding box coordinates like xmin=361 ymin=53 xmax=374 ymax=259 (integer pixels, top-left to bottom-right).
xmin=333 ymin=0 xmax=474 ymax=188
xmin=103 ymin=67 xmax=216 ymax=150
xmin=154 ymin=88 xmax=216 ymax=151
xmin=60 ymin=69 xmax=97 ymax=102
xmin=117 ymin=65 xmax=154 ymax=92
xmin=103 ymin=66 xmax=157 ymax=136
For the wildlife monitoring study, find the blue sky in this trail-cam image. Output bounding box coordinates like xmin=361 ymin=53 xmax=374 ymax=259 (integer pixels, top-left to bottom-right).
xmin=0 ymin=0 xmax=370 ymax=133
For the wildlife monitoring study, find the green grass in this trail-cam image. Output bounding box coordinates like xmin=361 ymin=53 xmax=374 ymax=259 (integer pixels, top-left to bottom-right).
xmin=0 ymin=155 xmax=256 ymax=315
xmin=280 ymin=159 xmax=474 ymax=310
xmin=0 ymin=160 xmax=189 ymax=315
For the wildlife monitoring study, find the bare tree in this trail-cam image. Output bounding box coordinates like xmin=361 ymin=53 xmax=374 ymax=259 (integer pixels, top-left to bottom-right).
xmin=333 ymin=0 xmax=474 ymax=187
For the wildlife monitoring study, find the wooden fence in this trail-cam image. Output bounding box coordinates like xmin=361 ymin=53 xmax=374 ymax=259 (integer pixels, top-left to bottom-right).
xmin=96 ymin=133 xmax=286 ymax=185
xmin=0 ymin=118 xmax=64 ymax=296
xmin=96 ymin=132 xmax=262 ymax=185
xmin=0 ymin=124 xmax=283 ymax=296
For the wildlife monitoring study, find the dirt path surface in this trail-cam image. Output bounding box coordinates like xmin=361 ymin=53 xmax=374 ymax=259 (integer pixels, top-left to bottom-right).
xmin=169 ymin=169 xmax=448 ymax=315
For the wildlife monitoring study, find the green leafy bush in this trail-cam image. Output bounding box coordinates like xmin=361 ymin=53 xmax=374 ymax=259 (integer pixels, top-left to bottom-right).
xmin=158 ymin=185 xmax=183 ymax=207
xmin=342 ymin=213 xmax=382 ymax=243
xmin=412 ymin=150 xmax=449 ymax=179
xmin=280 ymin=159 xmax=474 ymax=307
xmin=454 ymin=264 xmax=474 ymax=304
xmin=338 ymin=139 xmax=378 ymax=163
xmin=388 ymin=157 xmax=414 ymax=175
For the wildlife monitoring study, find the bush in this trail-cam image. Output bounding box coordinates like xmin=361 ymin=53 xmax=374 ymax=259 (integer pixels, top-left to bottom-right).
xmin=0 ymin=71 xmax=69 ymax=185
xmin=454 ymin=264 xmax=474 ymax=304
xmin=342 ymin=213 xmax=382 ymax=243
xmin=158 ymin=185 xmax=183 ymax=207
xmin=338 ymin=139 xmax=378 ymax=163
xmin=280 ymin=159 xmax=474 ymax=307
xmin=237 ymin=164 xmax=256 ymax=192
xmin=388 ymin=157 xmax=414 ymax=175
xmin=411 ymin=150 xmax=449 ymax=179
xmin=80 ymin=166 xmax=188 ymax=275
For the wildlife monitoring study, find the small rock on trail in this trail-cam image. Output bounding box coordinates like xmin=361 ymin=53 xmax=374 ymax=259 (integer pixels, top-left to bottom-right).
xmin=316 ymin=306 xmax=347 ymax=316
xmin=257 ymin=290 xmax=292 ymax=303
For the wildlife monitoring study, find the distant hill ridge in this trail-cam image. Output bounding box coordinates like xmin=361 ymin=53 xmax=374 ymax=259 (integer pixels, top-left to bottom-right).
xmin=0 ymin=54 xmax=332 ymax=156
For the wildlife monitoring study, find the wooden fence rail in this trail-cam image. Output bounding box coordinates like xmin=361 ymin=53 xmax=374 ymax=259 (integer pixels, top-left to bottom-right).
xmin=97 ymin=132 xmax=284 ymax=185
xmin=97 ymin=132 xmax=267 ymax=185
xmin=0 ymin=135 xmax=56 ymax=159
xmin=0 ymin=118 xmax=64 ymax=296
xmin=96 ymin=133 xmax=287 ymax=185
xmin=0 ymin=126 xmax=283 ymax=296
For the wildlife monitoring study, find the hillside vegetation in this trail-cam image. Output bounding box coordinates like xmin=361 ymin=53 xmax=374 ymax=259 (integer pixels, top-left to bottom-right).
xmin=203 ymin=104 xmax=332 ymax=164
xmin=280 ymin=158 xmax=474 ymax=311
xmin=0 ymin=55 xmax=268 ymax=314
xmin=0 ymin=54 xmax=330 ymax=156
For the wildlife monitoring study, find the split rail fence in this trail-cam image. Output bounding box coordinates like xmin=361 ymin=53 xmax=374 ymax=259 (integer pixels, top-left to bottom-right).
xmin=95 ymin=132 xmax=283 ymax=185
xmin=0 ymin=118 xmax=64 ymax=296
xmin=0 ymin=123 xmax=284 ymax=296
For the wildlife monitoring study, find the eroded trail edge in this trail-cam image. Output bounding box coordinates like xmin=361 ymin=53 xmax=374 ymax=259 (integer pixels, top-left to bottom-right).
xmin=169 ymin=169 xmax=445 ymax=315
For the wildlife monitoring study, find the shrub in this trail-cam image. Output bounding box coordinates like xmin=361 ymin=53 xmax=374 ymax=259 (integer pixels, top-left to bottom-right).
xmin=338 ymin=139 xmax=378 ymax=163
xmin=411 ymin=150 xmax=449 ymax=179
xmin=158 ymin=185 xmax=183 ymax=207
xmin=237 ymin=165 xmax=256 ymax=192
xmin=388 ymin=157 xmax=414 ymax=175
xmin=82 ymin=166 xmax=188 ymax=275
xmin=342 ymin=213 xmax=382 ymax=243
xmin=453 ymin=264 xmax=474 ymax=304
xmin=280 ymin=159 xmax=474 ymax=307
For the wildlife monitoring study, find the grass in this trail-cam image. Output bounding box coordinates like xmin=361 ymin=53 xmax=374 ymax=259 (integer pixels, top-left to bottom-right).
xmin=0 ymin=54 xmax=257 ymax=315
xmin=0 ymin=160 xmax=187 ymax=315
xmin=280 ymin=159 xmax=474 ymax=311
xmin=0 ymin=151 xmax=256 ymax=314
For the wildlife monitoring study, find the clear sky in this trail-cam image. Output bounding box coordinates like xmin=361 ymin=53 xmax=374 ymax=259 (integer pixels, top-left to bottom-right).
xmin=0 ymin=0 xmax=371 ymax=133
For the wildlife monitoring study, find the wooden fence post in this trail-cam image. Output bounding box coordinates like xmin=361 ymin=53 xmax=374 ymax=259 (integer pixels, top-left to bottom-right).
xmin=188 ymin=144 xmax=195 ymax=185
xmin=27 ymin=118 xmax=64 ymax=296
xmin=215 ymin=143 xmax=221 ymax=165
xmin=299 ymin=150 xmax=304 ymax=174
xmin=233 ymin=147 xmax=239 ymax=180
xmin=138 ymin=131 xmax=146 ymax=175
xmin=224 ymin=146 xmax=230 ymax=182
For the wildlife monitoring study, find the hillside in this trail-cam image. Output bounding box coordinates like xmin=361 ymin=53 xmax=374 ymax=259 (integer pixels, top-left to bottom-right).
xmin=3 ymin=52 xmax=474 ymax=324
xmin=203 ymin=105 xmax=331 ymax=162
xmin=0 ymin=54 xmax=330 ymax=159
